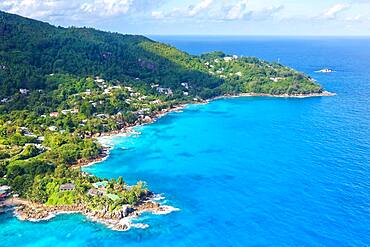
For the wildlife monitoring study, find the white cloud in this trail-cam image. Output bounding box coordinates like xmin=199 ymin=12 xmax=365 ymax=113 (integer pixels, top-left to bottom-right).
xmin=151 ymin=10 xmax=164 ymax=19
xmin=151 ymin=0 xmax=214 ymax=20
xmin=350 ymin=0 xmax=370 ymax=3
xmin=322 ymin=3 xmax=350 ymax=20
xmin=187 ymin=0 xmax=213 ymax=17
xmin=0 ymin=0 xmax=79 ymax=19
xmin=251 ymin=5 xmax=284 ymax=21
xmin=344 ymin=14 xmax=368 ymax=22
xmin=151 ymin=0 xmax=282 ymax=22
xmin=80 ymin=0 xmax=133 ymax=17
xmin=223 ymin=0 xmax=249 ymax=20
xmin=220 ymin=1 xmax=283 ymax=21
xmin=0 ymin=0 xmax=165 ymax=20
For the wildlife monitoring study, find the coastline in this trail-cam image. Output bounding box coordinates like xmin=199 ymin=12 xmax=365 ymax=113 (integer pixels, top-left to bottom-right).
xmin=1 ymin=195 xmax=179 ymax=231
xmin=87 ymin=90 xmax=336 ymax=154
xmin=75 ymin=104 xmax=188 ymax=169
xmin=0 ymin=104 xmax=186 ymax=232
xmin=209 ymin=91 xmax=336 ymax=102
xmin=2 ymin=90 xmax=334 ymax=232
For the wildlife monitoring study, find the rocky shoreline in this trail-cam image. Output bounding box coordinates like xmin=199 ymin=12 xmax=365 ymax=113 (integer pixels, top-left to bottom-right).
xmin=4 ymin=90 xmax=332 ymax=231
xmin=8 ymin=196 xmax=178 ymax=231
xmin=210 ymin=91 xmax=336 ymax=101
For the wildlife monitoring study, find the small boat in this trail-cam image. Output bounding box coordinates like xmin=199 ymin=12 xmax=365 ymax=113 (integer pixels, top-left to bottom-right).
xmin=315 ymin=68 xmax=334 ymax=73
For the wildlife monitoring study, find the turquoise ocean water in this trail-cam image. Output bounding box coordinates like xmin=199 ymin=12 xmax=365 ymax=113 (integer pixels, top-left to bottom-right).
xmin=1 ymin=37 xmax=369 ymax=246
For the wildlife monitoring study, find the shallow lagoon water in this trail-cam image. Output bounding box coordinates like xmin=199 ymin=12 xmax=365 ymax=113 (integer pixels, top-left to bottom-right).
xmin=1 ymin=37 xmax=370 ymax=246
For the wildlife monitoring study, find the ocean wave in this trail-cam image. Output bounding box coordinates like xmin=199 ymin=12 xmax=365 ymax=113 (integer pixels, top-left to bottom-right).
xmin=154 ymin=205 xmax=180 ymax=215
xmin=114 ymin=217 xmax=149 ymax=231
xmin=96 ymin=136 xmax=115 ymax=147
xmin=15 ymin=210 xmax=80 ymax=222
xmin=131 ymin=223 xmax=149 ymax=229
xmin=152 ymin=194 xmax=166 ymax=201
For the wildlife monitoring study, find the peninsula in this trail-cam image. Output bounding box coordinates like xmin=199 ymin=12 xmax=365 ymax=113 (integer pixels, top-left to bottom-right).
xmin=0 ymin=11 xmax=331 ymax=230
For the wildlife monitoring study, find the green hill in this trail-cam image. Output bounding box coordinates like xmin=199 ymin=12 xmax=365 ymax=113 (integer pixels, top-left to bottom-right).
xmin=0 ymin=11 xmax=326 ymax=206
xmin=0 ymin=10 xmax=322 ymax=101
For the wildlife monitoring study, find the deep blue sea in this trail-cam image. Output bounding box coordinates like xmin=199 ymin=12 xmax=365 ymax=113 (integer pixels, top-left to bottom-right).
xmin=1 ymin=36 xmax=370 ymax=246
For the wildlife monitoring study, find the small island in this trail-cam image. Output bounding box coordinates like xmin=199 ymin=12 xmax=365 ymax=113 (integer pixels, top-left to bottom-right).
xmin=0 ymin=11 xmax=333 ymax=230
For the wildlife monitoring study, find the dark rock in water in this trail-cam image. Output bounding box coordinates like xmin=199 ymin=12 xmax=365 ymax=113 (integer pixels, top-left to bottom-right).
xmin=116 ymin=223 xmax=129 ymax=231
xmin=121 ymin=205 xmax=135 ymax=218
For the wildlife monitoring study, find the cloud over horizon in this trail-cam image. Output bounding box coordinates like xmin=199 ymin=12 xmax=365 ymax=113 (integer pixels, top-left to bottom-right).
xmin=0 ymin=0 xmax=369 ymax=35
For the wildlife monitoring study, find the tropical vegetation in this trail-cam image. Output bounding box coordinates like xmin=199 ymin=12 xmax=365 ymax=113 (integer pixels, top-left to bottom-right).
xmin=0 ymin=10 xmax=324 ymax=209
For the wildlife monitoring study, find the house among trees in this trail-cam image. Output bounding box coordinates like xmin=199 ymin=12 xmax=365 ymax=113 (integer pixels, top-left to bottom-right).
xmin=150 ymin=99 xmax=161 ymax=105
xmin=49 ymin=112 xmax=59 ymax=117
xmin=48 ymin=126 xmax=58 ymax=131
xmin=87 ymin=188 xmax=104 ymax=196
xmin=157 ymin=87 xmax=173 ymax=96
xmin=0 ymin=190 xmax=7 ymax=199
xmin=92 ymin=181 xmax=108 ymax=190
xmin=71 ymin=108 xmax=79 ymax=114
xmin=19 ymin=88 xmax=30 ymax=95
xmin=0 ymin=185 xmax=11 ymax=199
xmin=181 ymin=82 xmax=189 ymax=89
xmin=59 ymin=183 xmax=75 ymax=191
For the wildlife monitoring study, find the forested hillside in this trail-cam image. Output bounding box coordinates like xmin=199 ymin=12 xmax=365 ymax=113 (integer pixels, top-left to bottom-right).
xmin=0 ymin=11 xmax=324 ymax=207
xmin=0 ymin=10 xmax=322 ymax=101
xmin=0 ymin=10 xmax=220 ymax=99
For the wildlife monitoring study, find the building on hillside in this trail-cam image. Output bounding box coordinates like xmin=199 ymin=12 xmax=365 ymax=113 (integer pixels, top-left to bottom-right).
xmin=0 ymin=187 xmax=10 ymax=199
xmin=60 ymin=183 xmax=75 ymax=191
xmin=49 ymin=112 xmax=59 ymax=117
xmin=124 ymin=86 xmax=133 ymax=92
xmin=103 ymin=89 xmax=111 ymax=95
xmin=150 ymin=100 xmax=161 ymax=105
xmin=181 ymin=82 xmax=189 ymax=89
xmin=223 ymin=57 xmax=233 ymax=62
xmin=48 ymin=126 xmax=58 ymax=131
xmin=157 ymin=87 xmax=173 ymax=96
xmin=1 ymin=97 xmax=9 ymax=103
xmin=96 ymin=114 xmax=109 ymax=119
xmin=92 ymin=181 xmax=108 ymax=190
xmin=19 ymin=88 xmax=30 ymax=95
xmin=95 ymin=77 xmax=105 ymax=84
xmin=87 ymin=188 xmax=104 ymax=196
xmin=61 ymin=110 xmax=70 ymax=115
xmin=0 ymin=190 xmax=7 ymax=199
xmin=71 ymin=108 xmax=79 ymax=114
xmin=270 ymin=77 xmax=283 ymax=82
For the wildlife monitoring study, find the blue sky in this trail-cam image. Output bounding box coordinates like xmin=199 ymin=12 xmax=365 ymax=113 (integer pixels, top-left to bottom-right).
xmin=0 ymin=0 xmax=369 ymax=35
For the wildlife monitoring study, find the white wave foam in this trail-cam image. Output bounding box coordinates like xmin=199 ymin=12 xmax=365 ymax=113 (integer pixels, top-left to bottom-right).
xmin=96 ymin=136 xmax=115 ymax=147
xmin=153 ymin=205 xmax=180 ymax=215
xmin=131 ymin=223 xmax=149 ymax=229
xmin=115 ymin=217 xmax=149 ymax=231
xmin=152 ymin=194 xmax=166 ymax=201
